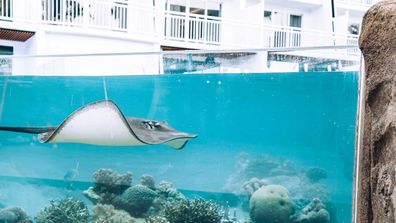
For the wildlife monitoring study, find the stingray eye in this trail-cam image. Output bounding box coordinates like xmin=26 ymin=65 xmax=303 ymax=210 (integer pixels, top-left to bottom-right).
xmin=143 ymin=121 xmax=155 ymax=130
xmin=153 ymin=122 xmax=161 ymax=127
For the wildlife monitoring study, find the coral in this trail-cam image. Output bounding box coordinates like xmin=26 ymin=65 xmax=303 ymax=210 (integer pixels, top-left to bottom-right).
xmin=243 ymin=178 xmax=267 ymax=195
xmin=164 ymin=199 xmax=222 ymax=223
xmin=305 ymin=168 xmax=327 ymax=183
xmin=292 ymin=198 xmax=330 ymax=223
xmin=93 ymin=169 xmax=132 ymax=194
xmin=34 ymin=197 xmax=89 ymax=223
xmin=0 ymin=207 xmax=31 ymax=223
xmin=146 ymin=216 xmax=169 ymax=223
xmin=156 ymin=181 xmax=185 ymax=202
xmin=224 ymin=153 xmax=298 ymax=193
xmin=90 ymin=204 xmax=138 ymax=223
xmin=265 ymin=175 xmax=329 ymax=203
xmin=140 ymin=174 xmax=155 ymax=190
xmin=84 ymin=169 xmax=132 ymax=205
xmin=249 ymin=185 xmax=295 ymax=223
xmin=84 ymin=187 xmax=104 ymax=204
xmin=114 ymin=185 xmax=158 ymax=218
xmin=146 ymin=181 xmax=186 ymax=217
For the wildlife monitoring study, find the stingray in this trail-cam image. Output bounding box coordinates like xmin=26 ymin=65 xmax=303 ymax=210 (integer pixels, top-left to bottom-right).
xmin=0 ymin=100 xmax=197 ymax=149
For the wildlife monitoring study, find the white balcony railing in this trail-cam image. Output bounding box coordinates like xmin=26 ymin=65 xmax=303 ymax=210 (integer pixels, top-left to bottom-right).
xmin=0 ymin=0 xmax=359 ymax=57
xmin=262 ymin=25 xmax=359 ymax=49
xmin=0 ymin=0 xmax=155 ymax=35
xmin=164 ymin=10 xmax=221 ymax=45
xmin=42 ymin=0 xmax=129 ymax=31
xmin=336 ymin=0 xmax=379 ymax=7
xmin=0 ymin=0 xmax=12 ymax=19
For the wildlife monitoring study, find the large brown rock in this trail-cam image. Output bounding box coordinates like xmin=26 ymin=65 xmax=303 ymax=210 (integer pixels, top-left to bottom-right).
xmin=358 ymin=1 xmax=396 ymax=222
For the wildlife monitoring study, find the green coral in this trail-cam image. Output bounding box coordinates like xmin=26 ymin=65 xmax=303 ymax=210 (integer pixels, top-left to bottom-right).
xmin=164 ymin=199 xmax=221 ymax=223
xmin=35 ymin=198 xmax=89 ymax=223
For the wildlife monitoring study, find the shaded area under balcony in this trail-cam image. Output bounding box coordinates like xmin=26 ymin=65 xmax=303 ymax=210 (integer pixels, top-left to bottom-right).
xmin=0 ymin=28 xmax=34 ymax=42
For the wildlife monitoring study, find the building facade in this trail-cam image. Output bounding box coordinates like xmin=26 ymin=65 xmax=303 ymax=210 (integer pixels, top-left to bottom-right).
xmin=0 ymin=0 xmax=377 ymax=74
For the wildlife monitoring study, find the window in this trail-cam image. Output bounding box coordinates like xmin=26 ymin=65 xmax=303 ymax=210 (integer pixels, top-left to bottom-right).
xmin=264 ymin=11 xmax=272 ymax=24
xmin=190 ymin=7 xmax=204 ymax=15
xmin=207 ymin=9 xmax=220 ymax=17
xmin=289 ymin=15 xmax=302 ymax=28
xmin=170 ymin=4 xmax=186 ymax=13
xmin=0 ymin=46 xmax=13 ymax=55
xmin=0 ymin=46 xmax=13 ymax=76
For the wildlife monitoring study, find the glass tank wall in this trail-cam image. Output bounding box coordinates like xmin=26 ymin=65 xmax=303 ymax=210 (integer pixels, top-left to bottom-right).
xmin=0 ymin=47 xmax=360 ymax=223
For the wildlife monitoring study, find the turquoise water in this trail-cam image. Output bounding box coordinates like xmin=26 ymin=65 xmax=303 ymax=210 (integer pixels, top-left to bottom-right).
xmin=0 ymin=72 xmax=358 ymax=223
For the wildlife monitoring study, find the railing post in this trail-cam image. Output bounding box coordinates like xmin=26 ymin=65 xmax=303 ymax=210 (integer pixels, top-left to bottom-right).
xmin=184 ymin=0 xmax=190 ymax=41
xmin=83 ymin=0 xmax=90 ymax=27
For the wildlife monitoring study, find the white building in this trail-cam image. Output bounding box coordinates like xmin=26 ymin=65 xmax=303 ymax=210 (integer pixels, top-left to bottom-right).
xmin=0 ymin=0 xmax=376 ymax=75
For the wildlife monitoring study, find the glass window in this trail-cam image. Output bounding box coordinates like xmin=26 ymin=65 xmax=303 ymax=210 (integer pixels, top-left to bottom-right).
xmin=207 ymin=9 xmax=220 ymax=17
xmin=189 ymin=7 xmax=204 ymax=15
xmin=0 ymin=45 xmax=12 ymax=76
xmin=289 ymin=15 xmax=302 ymax=28
xmin=170 ymin=4 xmax=186 ymax=13
xmin=264 ymin=10 xmax=272 ymax=24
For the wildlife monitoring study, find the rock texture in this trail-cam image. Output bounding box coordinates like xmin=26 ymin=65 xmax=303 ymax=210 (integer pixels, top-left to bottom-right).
xmin=358 ymin=1 xmax=396 ymax=222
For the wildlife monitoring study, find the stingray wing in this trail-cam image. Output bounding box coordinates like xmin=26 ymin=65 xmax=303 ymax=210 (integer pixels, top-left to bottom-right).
xmin=40 ymin=100 xmax=196 ymax=149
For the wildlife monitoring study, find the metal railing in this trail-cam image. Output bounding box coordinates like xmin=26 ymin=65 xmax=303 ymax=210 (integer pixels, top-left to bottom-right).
xmin=42 ymin=0 xmax=129 ymax=31
xmin=336 ymin=0 xmax=378 ymax=7
xmin=262 ymin=25 xmax=359 ymax=49
xmin=164 ymin=10 xmax=221 ymax=45
xmin=0 ymin=0 xmax=12 ymax=19
xmin=0 ymin=0 xmax=359 ymax=54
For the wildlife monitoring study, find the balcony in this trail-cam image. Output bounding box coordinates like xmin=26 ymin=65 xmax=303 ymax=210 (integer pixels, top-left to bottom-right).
xmin=261 ymin=25 xmax=359 ymax=59
xmin=0 ymin=0 xmax=156 ymax=39
xmin=336 ymin=0 xmax=379 ymax=11
xmin=163 ymin=10 xmax=221 ymax=47
xmin=0 ymin=0 xmax=359 ymax=59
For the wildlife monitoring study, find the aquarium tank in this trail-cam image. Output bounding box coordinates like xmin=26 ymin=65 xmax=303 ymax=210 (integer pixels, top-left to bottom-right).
xmin=0 ymin=46 xmax=361 ymax=223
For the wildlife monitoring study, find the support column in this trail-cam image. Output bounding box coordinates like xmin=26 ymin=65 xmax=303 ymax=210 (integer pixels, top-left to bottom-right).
xmin=357 ymin=1 xmax=396 ymax=222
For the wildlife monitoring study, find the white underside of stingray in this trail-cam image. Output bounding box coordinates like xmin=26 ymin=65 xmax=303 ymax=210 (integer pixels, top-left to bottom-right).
xmin=0 ymin=100 xmax=197 ymax=150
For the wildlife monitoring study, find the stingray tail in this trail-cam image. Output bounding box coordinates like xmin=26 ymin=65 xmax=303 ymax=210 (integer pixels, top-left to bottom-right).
xmin=0 ymin=126 xmax=56 ymax=134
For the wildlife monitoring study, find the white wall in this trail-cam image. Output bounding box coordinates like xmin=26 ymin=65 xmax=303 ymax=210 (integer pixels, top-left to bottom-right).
xmin=221 ymin=0 xmax=264 ymax=48
xmin=9 ymin=31 xmax=161 ymax=75
xmin=24 ymin=32 xmax=159 ymax=75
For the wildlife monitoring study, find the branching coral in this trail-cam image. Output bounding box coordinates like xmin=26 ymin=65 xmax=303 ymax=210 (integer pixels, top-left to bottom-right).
xmin=164 ymin=199 xmax=222 ymax=223
xmin=34 ymin=198 xmax=89 ymax=223
xmin=90 ymin=204 xmax=138 ymax=223
xmin=146 ymin=216 xmax=169 ymax=223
